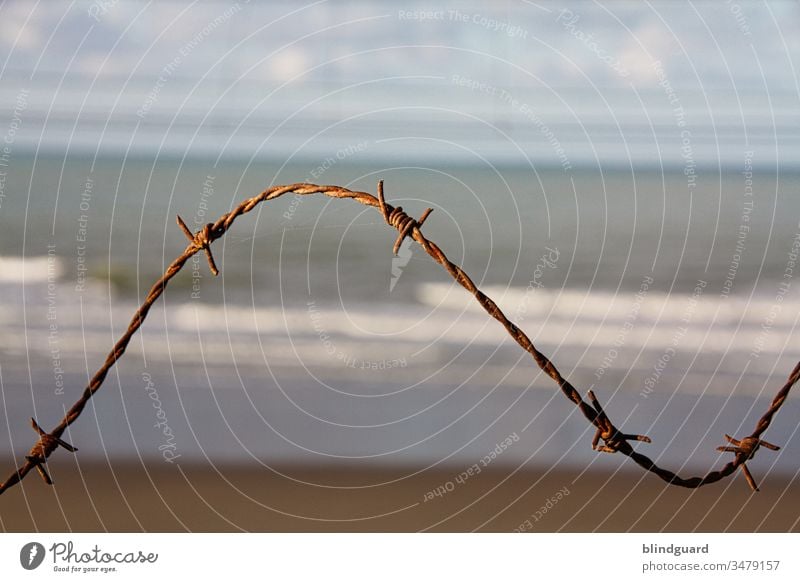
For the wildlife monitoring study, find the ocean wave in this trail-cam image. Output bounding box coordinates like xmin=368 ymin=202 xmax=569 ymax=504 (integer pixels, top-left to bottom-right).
xmin=2 ymin=269 xmax=799 ymax=397
xmin=0 ymin=254 xmax=62 ymax=283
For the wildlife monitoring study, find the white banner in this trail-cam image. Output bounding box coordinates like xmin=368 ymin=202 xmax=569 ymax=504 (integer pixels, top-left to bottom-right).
xmin=0 ymin=533 xmax=797 ymax=581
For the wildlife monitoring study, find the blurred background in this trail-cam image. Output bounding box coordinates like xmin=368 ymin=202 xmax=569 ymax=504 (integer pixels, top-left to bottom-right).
xmin=1 ymin=0 xmax=800 ymax=531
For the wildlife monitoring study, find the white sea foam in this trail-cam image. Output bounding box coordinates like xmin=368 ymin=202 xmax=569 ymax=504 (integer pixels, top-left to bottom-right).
xmin=0 ymin=255 xmax=62 ymax=283
xmin=2 ymin=272 xmax=798 ymax=397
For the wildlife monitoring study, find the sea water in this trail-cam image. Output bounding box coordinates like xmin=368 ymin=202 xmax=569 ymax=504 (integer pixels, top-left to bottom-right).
xmin=1 ymin=155 xmax=799 ymax=474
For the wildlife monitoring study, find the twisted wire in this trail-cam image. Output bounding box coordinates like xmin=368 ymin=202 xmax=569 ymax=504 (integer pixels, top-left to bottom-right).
xmin=1 ymin=181 xmax=797 ymax=495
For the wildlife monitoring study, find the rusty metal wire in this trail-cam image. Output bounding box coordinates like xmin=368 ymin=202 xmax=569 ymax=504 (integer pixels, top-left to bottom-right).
xmin=1 ymin=181 xmax=798 ymax=495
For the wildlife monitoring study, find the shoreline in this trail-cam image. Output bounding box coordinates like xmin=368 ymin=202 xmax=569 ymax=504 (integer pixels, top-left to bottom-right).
xmin=2 ymin=461 xmax=798 ymax=532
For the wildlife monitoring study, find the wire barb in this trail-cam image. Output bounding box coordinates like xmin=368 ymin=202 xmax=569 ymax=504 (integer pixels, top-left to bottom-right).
xmin=177 ymin=214 xmax=220 ymax=276
xmin=25 ymin=418 xmax=77 ymax=485
xmin=716 ymin=434 xmax=780 ymax=492
xmin=377 ymin=180 xmax=434 ymax=255
xmin=588 ymin=390 xmax=652 ymax=454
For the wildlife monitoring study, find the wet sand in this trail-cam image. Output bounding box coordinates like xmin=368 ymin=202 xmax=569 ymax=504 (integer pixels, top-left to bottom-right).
xmin=1 ymin=461 xmax=798 ymax=532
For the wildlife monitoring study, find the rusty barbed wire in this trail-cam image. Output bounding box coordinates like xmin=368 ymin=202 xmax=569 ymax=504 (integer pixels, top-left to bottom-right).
xmin=1 ymin=180 xmax=798 ymax=495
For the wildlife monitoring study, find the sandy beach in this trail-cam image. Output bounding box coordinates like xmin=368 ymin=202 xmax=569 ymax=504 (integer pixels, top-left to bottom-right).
xmin=2 ymin=461 xmax=798 ymax=532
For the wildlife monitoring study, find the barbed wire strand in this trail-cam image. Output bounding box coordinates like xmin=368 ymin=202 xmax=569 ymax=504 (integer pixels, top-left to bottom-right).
xmin=1 ymin=181 xmax=797 ymax=495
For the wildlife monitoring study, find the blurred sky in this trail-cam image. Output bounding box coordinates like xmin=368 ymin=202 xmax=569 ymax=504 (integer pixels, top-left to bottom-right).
xmin=0 ymin=0 xmax=798 ymax=165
